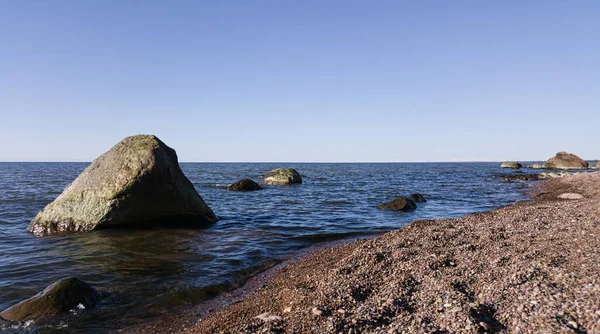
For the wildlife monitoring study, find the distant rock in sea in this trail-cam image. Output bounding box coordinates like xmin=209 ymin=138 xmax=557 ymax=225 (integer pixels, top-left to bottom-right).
xmin=262 ymin=168 xmax=302 ymax=185
xmin=376 ymin=197 xmax=417 ymax=211
xmin=543 ymin=152 xmax=589 ymax=170
xmin=0 ymin=277 xmax=101 ymax=324
xmin=27 ymin=135 xmax=218 ymax=236
xmin=500 ymin=161 xmax=522 ymax=169
xmin=227 ymin=179 xmax=262 ymax=191
xmin=526 ymin=163 xmax=544 ymax=169
xmin=502 ymin=174 xmax=539 ymax=182
xmin=407 ymin=193 xmax=427 ymax=203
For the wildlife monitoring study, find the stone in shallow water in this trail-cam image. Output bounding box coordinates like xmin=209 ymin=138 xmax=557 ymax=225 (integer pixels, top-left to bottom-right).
xmin=28 ymin=134 xmax=218 ymax=236
xmin=544 ymin=152 xmax=588 ymax=170
xmin=500 ymin=162 xmax=522 ymax=169
xmin=0 ymin=277 xmax=101 ymax=324
xmin=408 ymin=193 xmax=427 ymax=203
xmin=262 ymin=168 xmax=302 ymax=185
xmin=376 ymin=197 xmax=417 ymax=211
xmin=557 ymin=193 xmax=584 ymax=200
xmin=227 ymin=179 xmax=262 ymax=191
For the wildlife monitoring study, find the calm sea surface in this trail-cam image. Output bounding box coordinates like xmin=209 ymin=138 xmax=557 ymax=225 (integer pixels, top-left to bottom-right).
xmin=0 ymin=162 xmax=539 ymax=332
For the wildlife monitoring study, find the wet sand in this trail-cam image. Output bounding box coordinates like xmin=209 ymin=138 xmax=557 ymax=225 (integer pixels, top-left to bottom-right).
xmin=132 ymin=172 xmax=600 ymax=333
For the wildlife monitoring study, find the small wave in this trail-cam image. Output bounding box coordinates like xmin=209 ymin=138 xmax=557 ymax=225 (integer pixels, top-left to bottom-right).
xmin=320 ymin=200 xmax=353 ymax=206
xmin=291 ymin=231 xmax=382 ymax=242
xmin=204 ymin=183 xmax=229 ymax=189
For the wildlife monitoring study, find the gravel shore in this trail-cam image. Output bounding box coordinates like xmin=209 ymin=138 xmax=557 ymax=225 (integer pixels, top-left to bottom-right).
xmin=135 ymin=172 xmax=600 ymax=333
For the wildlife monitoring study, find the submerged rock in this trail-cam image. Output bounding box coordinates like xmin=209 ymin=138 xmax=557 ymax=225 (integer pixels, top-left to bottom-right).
xmin=227 ymin=179 xmax=262 ymax=191
xmin=538 ymin=171 xmax=572 ymax=180
xmin=502 ymin=174 xmax=539 ymax=182
xmin=262 ymin=168 xmax=302 ymax=185
xmin=407 ymin=193 xmax=427 ymax=203
xmin=500 ymin=162 xmax=522 ymax=169
xmin=376 ymin=197 xmax=417 ymax=211
xmin=28 ymin=135 xmax=218 ymax=236
xmin=544 ymin=152 xmax=588 ymax=170
xmin=0 ymin=277 xmax=101 ymax=324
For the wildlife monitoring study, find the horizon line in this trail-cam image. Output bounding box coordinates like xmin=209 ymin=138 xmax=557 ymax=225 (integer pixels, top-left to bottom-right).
xmin=0 ymin=160 xmax=552 ymax=164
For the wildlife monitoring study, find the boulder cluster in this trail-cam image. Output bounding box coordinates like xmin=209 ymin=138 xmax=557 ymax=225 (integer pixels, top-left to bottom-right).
xmin=504 ymin=152 xmax=591 ymax=171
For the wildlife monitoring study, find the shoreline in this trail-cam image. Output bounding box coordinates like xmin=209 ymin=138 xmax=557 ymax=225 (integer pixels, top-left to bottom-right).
xmin=131 ymin=172 xmax=600 ymax=333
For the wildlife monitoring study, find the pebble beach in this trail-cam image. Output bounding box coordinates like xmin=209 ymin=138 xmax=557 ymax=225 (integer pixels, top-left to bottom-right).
xmin=135 ymin=171 xmax=600 ymax=333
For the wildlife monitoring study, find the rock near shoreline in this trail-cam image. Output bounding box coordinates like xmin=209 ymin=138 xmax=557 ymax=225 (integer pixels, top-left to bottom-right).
xmin=0 ymin=277 xmax=101 ymax=324
xmin=544 ymin=151 xmax=588 ymax=170
xmin=376 ymin=196 xmax=417 ymax=211
xmin=28 ymin=135 xmax=218 ymax=236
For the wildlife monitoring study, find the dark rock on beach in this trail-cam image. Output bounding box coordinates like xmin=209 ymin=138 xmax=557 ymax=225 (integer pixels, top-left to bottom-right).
xmin=544 ymin=151 xmax=589 ymax=170
xmin=376 ymin=196 xmax=417 ymax=211
xmin=500 ymin=161 xmax=522 ymax=169
xmin=227 ymin=179 xmax=262 ymax=191
xmin=27 ymin=135 xmax=218 ymax=236
xmin=407 ymin=193 xmax=427 ymax=202
xmin=0 ymin=277 xmax=101 ymax=324
xmin=262 ymin=168 xmax=302 ymax=185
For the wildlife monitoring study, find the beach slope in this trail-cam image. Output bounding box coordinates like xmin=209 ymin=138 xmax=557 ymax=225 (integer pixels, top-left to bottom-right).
xmin=145 ymin=172 xmax=600 ymax=333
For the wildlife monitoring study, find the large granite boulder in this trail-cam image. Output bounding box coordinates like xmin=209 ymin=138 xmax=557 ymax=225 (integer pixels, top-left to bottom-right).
xmin=262 ymin=168 xmax=302 ymax=185
xmin=28 ymin=135 xmax=218 ymax=236
xmin=543 ymin=152 xmax=588 ymax=170
xmin=227 ymin=179 xmax=262 ymax=191
xmin=500 ymin=162 xmax=522 ymax=169
xmin=376 ymin=197 xmax=417 ymax=211
xmin=0 ymin=277 xmax=101 ymax=324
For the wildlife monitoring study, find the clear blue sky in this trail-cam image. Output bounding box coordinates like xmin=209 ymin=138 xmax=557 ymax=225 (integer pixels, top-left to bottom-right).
xmin=1 ymin=1 xmax=598 ymax=162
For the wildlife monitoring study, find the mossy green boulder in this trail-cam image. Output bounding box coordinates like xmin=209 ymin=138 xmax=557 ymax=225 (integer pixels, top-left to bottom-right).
xmin=376 ymin=197 xmax=417 ymax=211
xmin=27 ymin=135 xmax=217 ymax=236
xmin=262 ymin=168 xmax=302 ymax=185
xmin=0 ymin=277 xmax=101 ymax=324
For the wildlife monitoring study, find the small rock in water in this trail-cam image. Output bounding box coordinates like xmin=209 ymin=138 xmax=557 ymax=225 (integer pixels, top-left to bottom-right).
xmin=501 ymin=161 xmax=522 ymax=169
xmin=0 ymin=277 xmax=101 ymax=324
xmin=407 ymin=193 xmax=427 ymax=203
xmin=376 ymin=197 xmax=417 ymax=211
xmin=227 ymin=179 xmax=262 ymax=191
xmin=262 ymin=168 xmax=302 ymax=185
